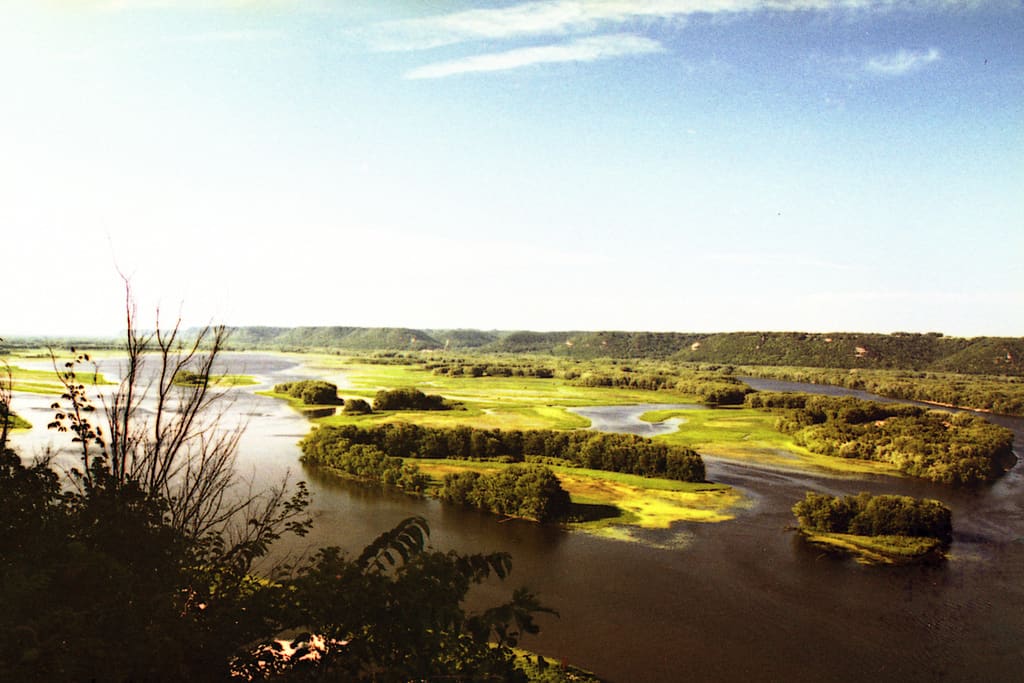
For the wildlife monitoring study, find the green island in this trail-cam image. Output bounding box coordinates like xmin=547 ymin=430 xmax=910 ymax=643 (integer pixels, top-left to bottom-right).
xmin=263 ymin=367 xmax=747 ymax=541
xmin=792 ymin=492 xmax=953 ymax=564
xmin=257 ymin=353 xmax=1013 ymax=544
xmin=174 ymin=369 xmax=258 ymax=387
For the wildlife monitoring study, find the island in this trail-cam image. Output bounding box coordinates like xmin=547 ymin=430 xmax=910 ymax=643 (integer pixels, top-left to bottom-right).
xmin=792 ymin=491 xmax=953 ymax=564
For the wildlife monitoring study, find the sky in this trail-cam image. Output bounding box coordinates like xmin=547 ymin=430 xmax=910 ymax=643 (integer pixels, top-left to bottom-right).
xmin=2 ymin=0 xmax=1022 ymax=338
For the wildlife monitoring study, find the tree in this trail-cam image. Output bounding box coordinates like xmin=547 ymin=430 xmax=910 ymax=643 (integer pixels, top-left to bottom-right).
xmin=342 ymin=397 xmax=372 ymax=414
xmin=1 ymin=285 xmax=555 ymax=681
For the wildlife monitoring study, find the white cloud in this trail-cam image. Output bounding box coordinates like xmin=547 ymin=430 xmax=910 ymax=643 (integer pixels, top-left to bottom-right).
xmin=866 ymin=47 xmax=941 ymax=75
xmin=363 ymin=1 xmax=922 ymax=53
xmin=405 ymin=33 xmax=664 ymax=79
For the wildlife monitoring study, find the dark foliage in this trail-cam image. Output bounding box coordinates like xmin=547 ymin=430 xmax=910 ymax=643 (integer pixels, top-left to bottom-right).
xmin=342 ymin=397 xmax=372 ymax=414
xmin=372 ymin=387 xmax=453 ymax=411
xmin=439 ymin=465 xmax=572 ymax=522
xmin=301 ymin=423 xmax=705 ymax=483
xmin=274 ymin=380 xmax=340 ymax=405
xmin=793 ymin=491 xmax=953 ymax=543
xmin=0 ymin=347 xmax=553 ymax=682
xmin=748 ymin=393 xmax=1015 ymax=484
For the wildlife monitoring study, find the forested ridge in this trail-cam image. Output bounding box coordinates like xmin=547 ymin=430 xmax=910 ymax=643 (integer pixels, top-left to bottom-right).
xmin=7 ymin=328 xmax=1021 ymax=376
xmin=22 ymin=327 xmax=1004 ymax=376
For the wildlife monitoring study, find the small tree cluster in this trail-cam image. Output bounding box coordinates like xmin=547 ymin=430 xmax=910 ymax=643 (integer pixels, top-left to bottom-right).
xmin=342 ymin=397 xmax=373 ymax=414
xmin=301 ymin=441 xmax=428 ymax=493
xmin=792 ymin=491 xmax=953 ymax=543
xmin=372 ymin=387 xmax=452 ymax=411
xmin=274 ymin=380 xmax=340 ymax=405
xmin=439 ymin=465 xmax=572 ymax=522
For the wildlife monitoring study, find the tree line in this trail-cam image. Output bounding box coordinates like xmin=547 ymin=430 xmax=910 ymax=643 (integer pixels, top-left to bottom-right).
xmin=792 ymin=491 xmax=952 ymax=542
xmin=748 ymin=393 xmax=1015 ymax=485
xmin=300 ymin=442 xmax=429 ymax=493
xmin=300 ymin=423 xmax=706 ymax=482
xmin=737 ymin=365 xmax=1024 ymax=416
xmin=298 ymin=434 xmax=574 ymax=523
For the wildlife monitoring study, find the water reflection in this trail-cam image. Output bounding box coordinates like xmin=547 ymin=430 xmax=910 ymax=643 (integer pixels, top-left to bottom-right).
xmin=569 ymin=402 xmax=705 ymax=436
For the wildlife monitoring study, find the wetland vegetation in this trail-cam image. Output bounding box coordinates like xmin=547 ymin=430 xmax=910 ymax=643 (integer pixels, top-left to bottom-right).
xmin=792 ymin=491 xmax=953 ymax=564
xmin=299 ymin=423 xmax=706 ymax=527
xmin=4 ymin=324 xmax=1023 ymax=682
xmin=747 ymin=393 xmax=1015 ymax=484
xmin=270 ymin=350 xmax=1015 ymax=539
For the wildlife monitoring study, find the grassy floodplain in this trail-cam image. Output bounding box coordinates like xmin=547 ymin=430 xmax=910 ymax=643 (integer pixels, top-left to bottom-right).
xmin=174 ymin=373 xmax=258 ymax=388
xmin=263 ymin=357 xmax=752 ymax=541
xmin=0 ymin=360 xmax=113 ymax=394
xmin=407 ymin=457 xmax=740 ymax=542
xmin=798 ymin=531 xmax=944 ymax=565
xmin=269 ymin=359 xmax=708 ymax=430
xmin=640 ymin=407 xmax=902 ymax=477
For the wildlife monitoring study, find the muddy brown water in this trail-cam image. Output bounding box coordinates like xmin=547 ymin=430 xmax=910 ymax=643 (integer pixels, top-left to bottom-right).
xmin=10 ymin=358 xmax=1024 ymax=682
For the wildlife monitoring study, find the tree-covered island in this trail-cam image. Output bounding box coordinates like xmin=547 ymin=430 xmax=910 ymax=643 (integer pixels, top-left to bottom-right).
xmin=747 ymin=393 xmax=1015 ymax=485
xmin=792 ymin=492 xmax=953 ymax=564
xmin=299 ymin=423 xmax=706 ymax=524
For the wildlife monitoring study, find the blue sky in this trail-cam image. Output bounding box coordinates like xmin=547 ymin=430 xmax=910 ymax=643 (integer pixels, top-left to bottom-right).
xmin=3 ymin=1 xmax=1021 ymax=337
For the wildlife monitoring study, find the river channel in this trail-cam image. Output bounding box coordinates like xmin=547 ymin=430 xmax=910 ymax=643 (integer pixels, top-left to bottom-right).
xmin=9 ymin=356 xmax=1024 ymax=682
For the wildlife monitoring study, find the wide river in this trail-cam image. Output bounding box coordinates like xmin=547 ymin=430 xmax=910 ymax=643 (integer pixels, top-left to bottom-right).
xmin=10 ymin=357 xmax=1024 ymax=682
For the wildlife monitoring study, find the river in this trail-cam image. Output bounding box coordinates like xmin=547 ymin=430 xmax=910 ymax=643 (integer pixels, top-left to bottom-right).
xmin=9 ymin=357 xmax=1024 ymax=682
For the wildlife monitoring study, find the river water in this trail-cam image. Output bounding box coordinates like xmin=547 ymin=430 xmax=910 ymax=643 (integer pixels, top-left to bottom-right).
xmin=9 ymin=357 xmax=1024 ymax=682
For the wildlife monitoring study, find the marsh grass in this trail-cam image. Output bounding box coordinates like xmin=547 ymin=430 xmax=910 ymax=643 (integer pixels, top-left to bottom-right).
xmin=277 ymin=360 xmax=697 ymax=431
xmin=799 ymin=531 xmax=943 ymax=565
xmin=643 ymin=407 xmax=901 ymax=476
xmin=410 ymin=458 xmax=743 ymax=536
xmin=1 ymin=363 xmax=112 ymax=394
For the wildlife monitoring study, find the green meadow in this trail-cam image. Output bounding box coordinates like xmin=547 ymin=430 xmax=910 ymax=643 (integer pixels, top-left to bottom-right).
xmin=798 ymin=531 xmax=943 ymax=565
xmin=640 ymin=407 xmax=902 ymax=477
xmin=0 ymin=362 xmax=113 ymax=395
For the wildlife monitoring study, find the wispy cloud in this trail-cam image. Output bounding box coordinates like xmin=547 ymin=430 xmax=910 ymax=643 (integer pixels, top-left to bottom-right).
xmin=405 ymin=33 xmax=663 ymax=79
xmin=363 ymin=1 xmax=929 ymax=53
xmin=865 ymin=47 xmax=941 ymax=75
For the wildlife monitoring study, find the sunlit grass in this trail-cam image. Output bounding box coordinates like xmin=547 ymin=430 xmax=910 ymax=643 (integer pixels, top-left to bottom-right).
xmin=210 ymin=374 xmax=259 ymax=387
xmin=285 ymin=360 xmax=698 ymax=431
xmin=642 ymin=407 xmax=901 ymax=476
xmin=799 ymin=531 xmax=943 ymax=565
xmin=0 ymin=363 xmax=113 ymax=395
xmin=410 ymin=458 xmax=745 ymax=538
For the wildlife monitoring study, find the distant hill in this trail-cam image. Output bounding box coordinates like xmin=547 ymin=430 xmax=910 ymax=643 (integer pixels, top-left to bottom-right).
xmin=225 ymin=326 xmax=442 ymax=351
xmin=211 ymin=327 xmax=1024 ymax=376
xmin=425 ymin=329 xmax=501 ymax=349
xmin=7 ymin=327 xmax=1020 ymax=376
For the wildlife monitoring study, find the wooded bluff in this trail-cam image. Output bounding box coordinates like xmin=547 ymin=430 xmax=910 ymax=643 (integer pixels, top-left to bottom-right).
xmin=33 ymin=327 xmax=1011 ymax=375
